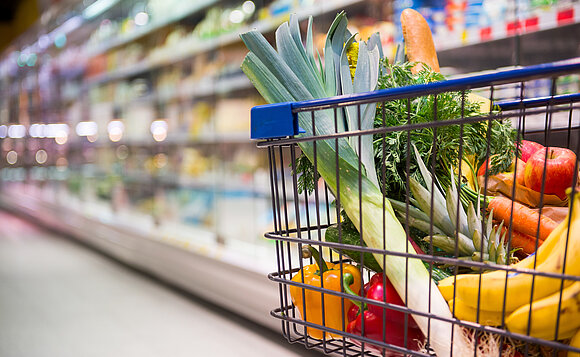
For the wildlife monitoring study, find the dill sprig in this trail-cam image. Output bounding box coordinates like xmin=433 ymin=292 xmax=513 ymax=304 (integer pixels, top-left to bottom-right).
xmin=374 ymin=60 xmax=516 ymax=201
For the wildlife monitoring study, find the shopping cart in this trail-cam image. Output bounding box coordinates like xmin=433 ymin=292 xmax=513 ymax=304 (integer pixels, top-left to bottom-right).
xmin=251 ymin=59 xmax=580 ymax=356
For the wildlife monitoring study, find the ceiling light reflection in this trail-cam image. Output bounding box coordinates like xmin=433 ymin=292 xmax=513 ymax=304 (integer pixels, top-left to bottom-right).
xmin=229 ymin=9 xmax=244 ymax=24
xmin=135 ymin=12 xmax=149 ymax=26
xmin=242 ymin=1 xmax=255 ymax=14
xmin=75 ymin=121 xmax=98 ymax=136
xmin=108 ymin=120 xmax=124 ymax=142
xmin=150 ymin=120 xmax=168 ymax=142
xmin=30 ymin=123 xmax=46 ymax=138
xmin=8 ymin=125 xmax=26 ymax=138
xmin=45 ymin=123 xmax=69 ymax=138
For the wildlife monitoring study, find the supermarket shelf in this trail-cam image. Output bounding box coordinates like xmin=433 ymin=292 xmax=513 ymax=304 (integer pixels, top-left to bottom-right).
xmin=84 ymin=0 xmax=218 ymax=58
xmin=157 ymin=72 xmax=253 ymax=102
xmin=437 ymin=4 xmax=580 ymax=51
xmin=66 ymin=131 xmax=252 ymax=148
xmin=440 ymin=24 xmax=580 ymax=72
xmin=0 ymin=188 xmax=282 ymax=331
xmin=18 ymin=71 xmax=252 ymax=110
xmin=121 ymin=171 xmax=271 ymax=198
xmin=438 ymin=5 xmax=580 ymax=71
xmin=85 ymin=0 xmax=364 ymax=87
xmin=86 ymin=72 xmax=252 ymax=105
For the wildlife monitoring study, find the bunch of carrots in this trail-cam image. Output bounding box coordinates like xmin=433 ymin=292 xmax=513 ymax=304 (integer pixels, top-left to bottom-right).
xmin=488 ymin=196 xmax=558 ymax=256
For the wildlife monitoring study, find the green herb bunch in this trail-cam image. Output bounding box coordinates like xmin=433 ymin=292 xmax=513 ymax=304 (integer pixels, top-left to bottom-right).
xmin=374 ymin=60 xmax=516 ymax=201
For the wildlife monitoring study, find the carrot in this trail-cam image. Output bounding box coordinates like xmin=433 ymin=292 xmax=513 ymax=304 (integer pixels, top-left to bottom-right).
xmin=488 ymin=196 xmax=558 ymax=241
xmin=500 ymin=226 xmax=543 ymax=256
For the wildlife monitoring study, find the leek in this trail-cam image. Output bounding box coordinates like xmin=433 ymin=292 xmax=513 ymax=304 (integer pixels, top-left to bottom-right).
xmin=241 ymin=13 xmax=473 ymax=355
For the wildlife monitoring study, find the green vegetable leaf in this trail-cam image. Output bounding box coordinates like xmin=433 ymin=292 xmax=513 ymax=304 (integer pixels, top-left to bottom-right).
xmin=374 ymin=60 xmax=516 ymax=202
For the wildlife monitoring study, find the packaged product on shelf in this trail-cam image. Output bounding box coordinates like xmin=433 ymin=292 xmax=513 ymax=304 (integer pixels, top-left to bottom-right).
xmin=219 ymin=43 xmax=250 ymax=77
xmin=178 ymin=188 xmax=215 ymax=227
xmin=157 ymin=68 xmax=181 ymax=101
xmin=213 ymin=97 xmax=255 ymax=134
xmin=86 ymin=54 xmax=107 ymax=78
xmin=181 ymin=148 xmax=211 ymax=178
xmin=125 ymin=103 xmax=156 ymax=140
xmin=186 ymin=101 xmax=213 ymax=137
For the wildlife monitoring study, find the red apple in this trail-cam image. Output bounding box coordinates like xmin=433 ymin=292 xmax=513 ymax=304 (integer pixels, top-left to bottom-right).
xmin=517 ymin=140 xmax=544 ymax=162
xmin=523 ymin=147 xmax=577 ymax=200
xmin=515 ymin=158 xmax=526 ymax=186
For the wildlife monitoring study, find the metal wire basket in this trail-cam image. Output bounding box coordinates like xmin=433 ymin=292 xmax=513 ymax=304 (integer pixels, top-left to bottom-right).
xmin=251 ymin=59 xmax=580 ymax=356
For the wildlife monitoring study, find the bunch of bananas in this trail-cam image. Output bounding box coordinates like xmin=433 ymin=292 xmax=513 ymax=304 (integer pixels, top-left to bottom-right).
xmin=390 ymin=145 xmax=515 ymax=266
xmin=438 ymin=189 xmax=580 ymax=348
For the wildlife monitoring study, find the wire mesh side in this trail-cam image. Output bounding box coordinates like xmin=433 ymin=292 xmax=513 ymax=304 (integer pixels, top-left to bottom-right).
xmin=262 ymin=66 xmax=580 ymax=357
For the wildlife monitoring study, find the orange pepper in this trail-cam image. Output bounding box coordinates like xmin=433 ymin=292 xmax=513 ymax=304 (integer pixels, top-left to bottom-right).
xmin=289 ymin=247 xmax=362 ymax=339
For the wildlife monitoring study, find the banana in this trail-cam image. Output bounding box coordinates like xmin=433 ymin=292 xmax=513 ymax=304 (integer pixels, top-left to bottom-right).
xmin=455 ymin=191 xmax=580 ymax=312
xmin=568 ymin=328 xmax=580 ymax=356
xmin=437 ymin=211 xmax=569 ymax=303
xmin=467 ymin=92 xmax=492 ymax=114
xmin=519 ymin=325 xmax=578 ymax=341
xmin=506 ymin=281 xmax=580 ymax=339
xmin=448 ymin=298 xmax=508 ymax=326
xmin=438 ymin=276 xmax=458 ymax=301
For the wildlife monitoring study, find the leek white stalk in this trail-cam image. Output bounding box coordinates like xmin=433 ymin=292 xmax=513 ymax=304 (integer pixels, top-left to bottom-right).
xmin=241 ymin=13 xmax=473 ymax=356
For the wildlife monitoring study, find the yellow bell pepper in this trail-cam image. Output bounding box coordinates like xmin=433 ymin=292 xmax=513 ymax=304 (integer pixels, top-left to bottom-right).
xmin=346 ymin=42 xmax=359 ymax=81
xmin=289 ymin=246 xmax=362 ymax=339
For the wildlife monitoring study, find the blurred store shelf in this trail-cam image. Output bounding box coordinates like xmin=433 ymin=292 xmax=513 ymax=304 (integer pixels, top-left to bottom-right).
xmin=84 ymin=0 xmax=218 ymax=58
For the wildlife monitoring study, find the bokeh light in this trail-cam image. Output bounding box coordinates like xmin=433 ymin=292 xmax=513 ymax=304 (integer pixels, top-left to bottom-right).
xmin=55 ymin=133 xmax=68 ymax=145
xmin=8 ymin=125 xmax=26 ymax=138
xmin=229 ymin=10 xmax=244 ymax=24
xmin=242 ymin=1 xmax=255 ymax=14
xmin=135 ymin=12 xmax=149 ymax=26
xmin=75 ymin=121 xmax=98 ymax=136
xmin=6 ymin=151 xmax=17 ymax=165
xmin=153 ymin=153 xmax=168 ymax=169
xmin=108 ymin=120 xmax=124 ymax=142
xmin=35 ymin=149 xmax=48 ymax=164
xmin=54 ymin=34 xmax=67 ymax=48
xmin=116 ymin=145 xmax=129 ymax=160
xmin=150 ymin=120 xmax=168 ymax=142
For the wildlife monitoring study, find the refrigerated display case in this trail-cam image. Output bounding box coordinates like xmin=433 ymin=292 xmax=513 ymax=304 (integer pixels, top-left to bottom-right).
xmin=0 ymin=0 xmax=578 ymax=331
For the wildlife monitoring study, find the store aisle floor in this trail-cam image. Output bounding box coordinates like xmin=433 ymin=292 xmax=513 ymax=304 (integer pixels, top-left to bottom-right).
xmin=0 ymin=211 xmax=320 ymax=357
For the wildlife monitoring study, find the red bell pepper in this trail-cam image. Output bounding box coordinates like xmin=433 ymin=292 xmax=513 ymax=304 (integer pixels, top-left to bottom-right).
xmin=344 ymin=273 xmax=424 ymax=353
